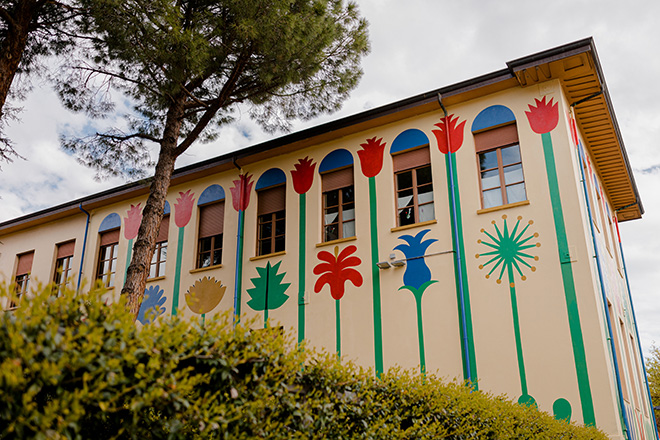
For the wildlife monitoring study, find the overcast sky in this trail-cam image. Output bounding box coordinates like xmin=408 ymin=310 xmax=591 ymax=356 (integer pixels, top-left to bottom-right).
xmin=2 ymin=0 xmax=659 ymax=355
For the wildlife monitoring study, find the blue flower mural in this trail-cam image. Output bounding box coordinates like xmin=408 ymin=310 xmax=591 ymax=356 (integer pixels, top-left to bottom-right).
xmin=137 ymin=285 xmax=167 ymax=325
xmin=394 ymin=229 xmax=438 ymax=374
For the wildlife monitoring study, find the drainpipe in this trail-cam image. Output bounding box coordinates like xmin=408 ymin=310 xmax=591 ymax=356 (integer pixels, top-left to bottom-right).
xmin=615 ymin=211 xmax=660 ymax=440
xmin=437 ymin=93 xmax=473 ymax=384
xmin=575 ymin=141 xmax=631 ymax=438
xmin=77 ymin=204 xmax=91 ymax=292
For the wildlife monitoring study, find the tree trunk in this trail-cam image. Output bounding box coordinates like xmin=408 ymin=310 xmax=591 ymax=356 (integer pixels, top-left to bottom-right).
xmin=0 ymin=0 xmax=41 ymax=119
xmin=123 ymin=97 xmax=185 ymax=319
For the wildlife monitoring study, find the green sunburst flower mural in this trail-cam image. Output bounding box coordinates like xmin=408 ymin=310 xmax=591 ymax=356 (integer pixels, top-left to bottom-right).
xmin=476 ymin=214 xmax=540 ymax=406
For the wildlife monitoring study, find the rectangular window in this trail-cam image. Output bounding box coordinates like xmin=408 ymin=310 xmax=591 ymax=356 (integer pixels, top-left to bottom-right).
xmin=97 ymin=229 xmax=119 ymax=288
xmin=596 ymin=187 xmax=611 ymax=253
xmin=609 ymin=303 xmax=629 ymax=402
xmin=11 ymin=251 xmax=34 ymax=308
xmin=322 ymin=167 xmax=355 ymax=242
xmin=257 ymin=185 xmax=285 ymax=256
xmin=197 ymin=203 xmax=224 ymax=268
xmin=53 ymin=240 xmax=75 ymax=295
xmin=393 ymin=147 xmax=434 ymax=227
xmin=150 ymin=215 xmax=169 ymax=277
xmin=475 ymin=124 xmax=527 ymax=209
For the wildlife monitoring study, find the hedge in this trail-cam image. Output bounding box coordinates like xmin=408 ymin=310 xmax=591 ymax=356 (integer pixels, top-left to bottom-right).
xmin=0 ymin=284 xmax=607 ymax=439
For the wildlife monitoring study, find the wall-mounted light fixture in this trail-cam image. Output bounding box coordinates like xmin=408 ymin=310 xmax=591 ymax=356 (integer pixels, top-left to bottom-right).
xmin=376 ymin=261 xmax=391 ymax=269
xmin=391 ymin=260 xmax=406 ymax=267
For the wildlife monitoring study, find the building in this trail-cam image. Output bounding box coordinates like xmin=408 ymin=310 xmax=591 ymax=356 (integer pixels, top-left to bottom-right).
xmin=0 ymin=38 xmax=655 ymax=439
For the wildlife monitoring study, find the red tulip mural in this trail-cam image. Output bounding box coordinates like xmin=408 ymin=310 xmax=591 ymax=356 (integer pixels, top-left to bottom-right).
xmin=230 ymin=173 xmax=253 ymax=323
xmin=290 ymin=157 xmax=316 ymax=345
xmin=123 ymin=203 xmax=143 ymax=284
xmin=431 ymin=113 xmax=478 ymax=387
xmin=314 ymin=245 xmax=363 ymax=357
xmin=525 ymin=96 xmax=595 ymax=425
xmin=171 ymin=190 xmax=196 ymax=315
xmin=174 ymin=190 xmax=195 ymax=228
xmin=357 ymin=136 xmax=385 ymax=375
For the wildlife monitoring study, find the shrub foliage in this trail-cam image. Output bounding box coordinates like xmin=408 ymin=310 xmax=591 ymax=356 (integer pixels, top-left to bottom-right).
xmin=0 ymin=284 xmax=607 ymax=439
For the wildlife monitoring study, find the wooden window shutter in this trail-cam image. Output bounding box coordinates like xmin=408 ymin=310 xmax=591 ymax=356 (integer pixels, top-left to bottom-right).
xmin=258 ymin=185 xmax=286 ymax=215
xmin=322 ymin=167 xmax=354 ymax=192
xmin=16 ymin=251 xmax=35 ymax=276
xmin=156 ymin=215 xmax=170 ymax=242
xmin=56 ymin=241 xmax=75 ymax=259
xmin=100 ymin=229 xmax=120 ymax=246
xmin=474 ymin=124 xmax=519 ymax=153
xmin=392 ymin=147 xmax=430 ymax=172
xmin=199 ymin=202 xmax=224 ymax=238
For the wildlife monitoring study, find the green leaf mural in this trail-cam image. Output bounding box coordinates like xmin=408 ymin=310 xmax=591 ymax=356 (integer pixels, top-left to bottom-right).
xmin=476 ymin=214 xmax=540 ymax=406
xmin=246 ymin=261 xmax=291 ymax=328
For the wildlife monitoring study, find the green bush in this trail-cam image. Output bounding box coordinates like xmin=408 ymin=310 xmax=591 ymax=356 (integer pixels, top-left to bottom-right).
xmin=0 ymin=284 xmax=607 ymax=439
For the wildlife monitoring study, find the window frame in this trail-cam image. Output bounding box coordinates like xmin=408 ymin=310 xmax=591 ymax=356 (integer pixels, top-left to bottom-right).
xmin=53 ymin=240 xmax=75 ymax=295
xmin=11 ymin=251 xmax=34 ymax=308
xmin=321 ymin=166 xmax=355 ymax=242
xmin=477 ymin=143 xmax=527 ymax=209
xmin=392 ymin=146 xmax=434 ymax=227
xmin=256 ymin=184 xmax=286 ymax=256
xmin=96 ymin=229 xmax=119 ymax=288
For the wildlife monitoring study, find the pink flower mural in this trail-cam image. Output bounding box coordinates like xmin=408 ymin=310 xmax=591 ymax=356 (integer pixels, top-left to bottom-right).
xmin=174 ymin=190 xmax=195 ymax=228
xmin=357 ymin=136 xmax=386 ymax=178
xmin=230 ymin=173 xmax=254 ymax=212
xmin=432 ymin=114 xmax=466 ymax=154
xmin=525 ymin=96 xmax=559 ymax=134
xmin=123 ymin=203 xmax=142 ymax=240
xmin=290 ymin=156 xmax=316 ymax=194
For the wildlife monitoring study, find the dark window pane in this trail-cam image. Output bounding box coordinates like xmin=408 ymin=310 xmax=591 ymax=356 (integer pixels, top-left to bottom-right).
xmin=479 ymin=151 xmax=498 ymax=170
xmin=259 ymin=240 xmax=272 ymax=256
xmin=275 ymin=219 xmax=286 ymax=236
xmin=416 ymin=165 xmax=432 ymax=185
xmin=342 ymin=186 xmax=354 ymax=203
xmin=325 ymin=225 xmax=338 ymax=242
xmin=501 ymin=145 xmax=521 ymax=166
xmin=398 ymin=207 xmax=414 ymax=226
xmin=260 ymin=221 xmax=272 ymax=239
xmin=397 ymin=170 xmax=413 ymax=190
xmin=274 ymin=236 xmax=285 ymax=253
xmin=325 ymin=190 xmax=339 ymax=207
xmin=213 ymin=249 xmax=222 ymax=266
xmin=275 ymin=210 xmax=285 ymax=220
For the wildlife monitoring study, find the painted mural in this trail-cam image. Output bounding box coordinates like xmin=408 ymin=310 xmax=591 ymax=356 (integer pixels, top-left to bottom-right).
xmin=185 ymin=276 xmax=226 ymax=325
xmin=476 ymin=215 xmax=540 ymax=405
xmin=394 ymin=229 xmax=438 ymax=374
xmin=431 ymin=114 xmax=478 ymax=387
xmin=290 ymin=157 xmax=316 ymax=345
xmin=123 ymin=203 xmax=142 ymax=285
xmin=246 ymin=261 xmax=290 ymax=328
xmin=313 ymin=245 xmax=363 ymax=358
xmin=525 ymin=96 xmax=595 ymax=425
xmin=229 ymin=173 xmax=254 ymax=323
xmin=357 ymin=136 xmax=386 ymax=375
xmin=136 ymin=284 xmax=166 ymax=325
xmin=172 ymin=190 xmax=195 ymax=316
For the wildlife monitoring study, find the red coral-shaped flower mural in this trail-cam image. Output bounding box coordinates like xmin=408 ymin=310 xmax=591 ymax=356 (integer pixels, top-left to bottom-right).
xmin=174 ymin=190 xmax=195 ymax=228
xmin=314 ymin=245 xmax=363 ymax=300
xmin=432 ymin=114 xmax=466 ymax=154
xmin=230 ymin=173 xmax=254 ymax=212
xmin=357 ymin=136 xmax=386 ymax=178
xmin=525 ymin=96 xmax=559 ymax=134
xmin=290 ymin=156 xmax=316 ymax=194
xmin=123 ymin=203 xmax=142 ymax=240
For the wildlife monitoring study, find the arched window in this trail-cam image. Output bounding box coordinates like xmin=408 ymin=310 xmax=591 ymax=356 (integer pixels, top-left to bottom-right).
xmin=196 ymin=185 xmax=225 ymax=268
xmin=472 ymin=105 xmax=526 ymax=209
xmin=319 ymin=149 xmax=355 ymax=242
xmin=97 ymin=213 xmax=121 ymax=287
xmin=256 ymin=169 xmax=286 ymax=256
xmin=390 ymin=129 xmax=434 ymax=226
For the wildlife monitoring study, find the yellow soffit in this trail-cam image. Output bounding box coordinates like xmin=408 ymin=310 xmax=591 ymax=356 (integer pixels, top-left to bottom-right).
xmin=507 ymin=48 xmax=642 ymax=222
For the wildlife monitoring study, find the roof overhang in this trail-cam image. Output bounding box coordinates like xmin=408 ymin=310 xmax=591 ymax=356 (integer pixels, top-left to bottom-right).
xmin=0 ymin=38 xmax=642 ymax=235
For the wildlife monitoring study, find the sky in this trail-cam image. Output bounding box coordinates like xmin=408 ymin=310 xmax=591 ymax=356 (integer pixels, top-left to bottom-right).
xmin=1 ymin=0 xmax=659 ymax=355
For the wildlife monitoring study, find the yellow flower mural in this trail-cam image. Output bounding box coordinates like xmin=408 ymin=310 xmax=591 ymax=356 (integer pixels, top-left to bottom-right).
xmin=185 ymin=276 xmax=226 ymax=316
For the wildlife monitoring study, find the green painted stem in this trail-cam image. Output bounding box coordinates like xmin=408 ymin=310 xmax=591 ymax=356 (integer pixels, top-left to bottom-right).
xmin=415 ymin=296 xmax=426 ymax=375
xmin=233 ymin=210 xmax=245 ymax=323
xmin=508 ymin=269 xmax=528 ymax=396
xmin=368 ymin=177 xmax=384 ymax=376
xmin=124 ymin=238 xmax=133 ymax=285
xmin=445 ymin=153 xmax=478 ymax=387
xmin=264 ymin=307 xmax=269 ymax=329
xmin=298 ymin=193 xmax=306 ymax=345
xmin=201 ymin=313 xmax=206 ymax=327
xmin=335 ymin=299 xmax=341 ymax=358
xmin=171 ymin=227 xmax=185 ymax=316
xmin=541 ymin=131 xmax=595 ymax=425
